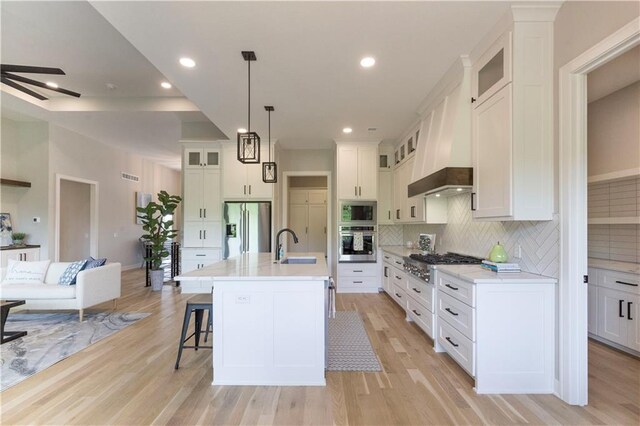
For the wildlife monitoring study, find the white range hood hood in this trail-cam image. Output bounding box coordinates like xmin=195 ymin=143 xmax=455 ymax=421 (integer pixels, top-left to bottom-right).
xmin=408 ymin=57 xmax=473 ymax=198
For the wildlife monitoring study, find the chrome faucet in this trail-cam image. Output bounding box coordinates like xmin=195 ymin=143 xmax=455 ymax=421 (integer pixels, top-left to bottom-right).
xmin=275 ymin=228 xmax=299 ymax=261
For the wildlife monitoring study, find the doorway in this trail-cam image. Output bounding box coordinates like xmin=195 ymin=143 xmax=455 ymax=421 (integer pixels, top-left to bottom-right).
xmin=55 ymin=174 xmax=98 ymax=262
xmin=559 ymin=17 xmax=639 ymax=405
xmin=287 ymin=176 xmax=328 ymax=255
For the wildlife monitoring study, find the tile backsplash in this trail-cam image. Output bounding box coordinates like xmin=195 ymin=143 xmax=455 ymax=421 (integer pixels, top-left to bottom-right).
xmin=378 ymin=225 xmax=403 ymax=246
xmin=402 ymin=193 xmax=560 ymax=278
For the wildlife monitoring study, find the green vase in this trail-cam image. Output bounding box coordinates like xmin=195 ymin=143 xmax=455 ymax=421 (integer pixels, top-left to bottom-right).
xmin=489 ymin=242 xmax=508 ymax=263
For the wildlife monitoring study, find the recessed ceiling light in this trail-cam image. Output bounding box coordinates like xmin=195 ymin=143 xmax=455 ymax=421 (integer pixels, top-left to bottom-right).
xmin=342 ymin=127 xmax=353 ymax=134
xmin=457 ymin=188 xmax=463 ymax=192
xmin=360 ymin=57 xmax=375 ymax=68
xmin=179 ymin=57 xmax=196 ymax=68
xmin=160 ymin=81 xmax=172 ymax=89
xmin=237 ymin=128 xmax=247 ymax=133
xmin=435 ymin=194 xmax=441 ymax=197
xmin=45 ymin=82 xmax=58 ymax=88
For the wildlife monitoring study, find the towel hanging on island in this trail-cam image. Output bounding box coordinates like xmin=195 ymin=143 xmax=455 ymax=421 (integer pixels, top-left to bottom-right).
xmin=353 ymin=232 xmax=364 ymax=251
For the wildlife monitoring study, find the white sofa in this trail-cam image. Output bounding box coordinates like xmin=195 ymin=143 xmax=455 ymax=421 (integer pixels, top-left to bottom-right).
xmin=0 ymin=262 xmax=121 ymax=321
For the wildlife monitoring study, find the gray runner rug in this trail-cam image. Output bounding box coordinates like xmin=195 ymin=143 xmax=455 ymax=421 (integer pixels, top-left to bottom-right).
xmin=327 ymin=311 xmax=382 ymax=372
xmin=1 ymin=311 xmax=150 ymax=391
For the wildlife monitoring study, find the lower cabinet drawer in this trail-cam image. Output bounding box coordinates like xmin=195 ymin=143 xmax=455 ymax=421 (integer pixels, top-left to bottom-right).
xmin=597 ymin=269 xmax=640 ymax=295
xmin=407 ymin=298 xmax=433 ymax=338
xmin=181 ymin=248 xmax=221 ymax=260
xmin=391 ymin=268 xmax=406 ymax=288
xmin=338 ymin=276 xmax=379 ymax=290
xmin=338 ymin=262 xmax=378 ymax=277
xmin=438 ymin=291 xmax=475 ymax=341
xmin=391 ymin=284 xmax=407 ymax=309
xmin=437 ymin=272 xmax=475 ymax=307
xmin=406 ymin=277 xmax=433 ymax=310
xmin=438 ymin=319 xmax=475 ymax=377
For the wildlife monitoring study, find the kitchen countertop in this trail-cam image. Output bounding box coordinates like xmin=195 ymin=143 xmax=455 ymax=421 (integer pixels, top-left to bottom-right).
xmin=380 ymin=245 xmax=419 ymax=258
xmin=588 ymin=258 xmax=639 ymax=275
xmin=176 ymin=252 xmax=329 ymax=281
xmin=435 ymin=264 xmax=557 ymax=284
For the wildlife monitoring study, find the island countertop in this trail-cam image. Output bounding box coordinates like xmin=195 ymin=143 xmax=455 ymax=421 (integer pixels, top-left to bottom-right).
xmin=176 ymin=252 xmax=329 ymax=281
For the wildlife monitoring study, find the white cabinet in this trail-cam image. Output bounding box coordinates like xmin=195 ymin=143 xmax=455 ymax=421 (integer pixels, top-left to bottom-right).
xmin=589 ymin=266 xmax=640 ymax=353
xmin=393 ymin=157 xmax=447 ymax=224
xmin=184 ymin=148 xmax=220 ymax=169
xmin=336 ymin=144 xmax=378 ymax=200
xmin=470 ymin=17 xmax=554 ymax=221
xmin=336 ymin=262 xmax=380 ymax=293
xmin=1 ymin=246 xmax=40 ymax=267
xmin=378 ymin=169 xmax=393 ymax=224
xmin=222 ymin=144 xmax=273 ymax=199
xmin=287 ymin=190 xmax=327 ymax=255
xmin=181 ymin=248 xmax=221 ymax=274
xmin=182 ymin=145 xmax=223 ymax=250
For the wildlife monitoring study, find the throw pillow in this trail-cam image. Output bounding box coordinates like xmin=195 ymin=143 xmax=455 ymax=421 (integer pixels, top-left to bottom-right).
xmin=2 ymin=259 xmax=51 ymax=284
xmin=83 ymin=256 xmax=107 ymax=270
xmin=58 ymin=260 xmax=88 ymax=286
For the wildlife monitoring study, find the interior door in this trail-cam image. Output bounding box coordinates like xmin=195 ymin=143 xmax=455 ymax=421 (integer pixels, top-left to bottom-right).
xmin=288 ymin=204 xmax=308 ymax=252
xmin=357 ymin=146 xmax=378 ymax=200
xmin=308 ymin=204 xmax=327 ymax=256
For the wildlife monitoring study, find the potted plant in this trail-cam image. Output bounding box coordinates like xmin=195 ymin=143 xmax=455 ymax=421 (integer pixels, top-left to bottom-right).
xmin=137 ymin=190 xmax=182 ymax=291
xmin=12 ymin=232 xmax=26 ymax=247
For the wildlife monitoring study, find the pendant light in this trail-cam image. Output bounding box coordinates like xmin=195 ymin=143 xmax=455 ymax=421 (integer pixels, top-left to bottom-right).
xmin=237 ymin=51 xmax=260 ymax=164
xmin=262 ymin=106 xmax=277 ymax=183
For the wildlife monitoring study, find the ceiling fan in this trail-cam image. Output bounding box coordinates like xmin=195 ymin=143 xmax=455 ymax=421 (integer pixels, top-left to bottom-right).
xmin=0 ymin=64 xmax=81 ymax=100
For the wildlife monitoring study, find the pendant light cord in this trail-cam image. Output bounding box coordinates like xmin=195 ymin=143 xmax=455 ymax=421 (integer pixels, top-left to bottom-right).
xmin=247 ymin=60 xmax=251 ymax=133
xmin=268 ymin=109 xmax=271 ymax=162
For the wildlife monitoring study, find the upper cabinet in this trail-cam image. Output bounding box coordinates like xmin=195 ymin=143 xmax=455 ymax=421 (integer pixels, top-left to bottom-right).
xmin=470 ymin=6 xmax=558 ymax=221
xmin=336 ymin=143 xmax=378 ymax=200
xmin=222 ymin=143 xmax=273 ymax=199
xmin=184 ymin=148 xmax=221 ymax=169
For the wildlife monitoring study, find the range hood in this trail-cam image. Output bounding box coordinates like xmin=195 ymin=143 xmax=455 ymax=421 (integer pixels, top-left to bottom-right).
xmin=408 ymin=57 xmax=473 ymax=198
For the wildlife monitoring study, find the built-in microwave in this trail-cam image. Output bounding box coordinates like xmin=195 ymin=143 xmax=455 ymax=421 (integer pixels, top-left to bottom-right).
xmin=340 ymin=201 xmax=376 ymax=225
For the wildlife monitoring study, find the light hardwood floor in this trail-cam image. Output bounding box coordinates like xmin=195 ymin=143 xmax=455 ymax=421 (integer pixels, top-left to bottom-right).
xmin=1 ymin=268 xmax=638 ymax=425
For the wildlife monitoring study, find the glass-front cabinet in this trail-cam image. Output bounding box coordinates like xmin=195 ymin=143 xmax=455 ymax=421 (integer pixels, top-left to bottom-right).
xmin=184 ymin=148 xmax=221 ymax=169
xmin=471 ymin=31 xmax=512 ymax=108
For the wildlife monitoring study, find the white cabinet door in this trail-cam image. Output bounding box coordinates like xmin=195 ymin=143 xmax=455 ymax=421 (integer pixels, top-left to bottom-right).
xmin=288 ymin=204 xmax=308 ymax=252
xmin=22 ymin=248 xmax=40 ymax=262
xmin=393 ymin=162 xmax=405 ymax=222
xmin=246 ymin=144 xmax=273 ymax=199
xmin=337 ymin=146 xmax=359 ymax=199
xmin=184 ymin=148 xmax=203 ymax=169
xmin=472 ymin=31 xmax=512 ymax=108
xmin=202 ymin=221 xmax=222 ymax=248
xmin=626 ymin=294 xmax=640 ymax=351
xmin=308 ymin=204 xmax=327 ymax=256
xmin=357 ymin=146 xmax=378 ymax=200
xmin=202 ymin=170 xmax=221 ymax=220
xmin=203 ymin=148 xmax=220 ymax=169
xmin=378 ymin=170 xmax=393 ymax=224
xmin=183 ymin=222 xmax=204 ymax=248
xmin=289 ymin=190 xmax=308 ymax=205
xmin=183 ymin=169 xmax=204 ymax=221
xmin=308 ymin=190 xmax=327 ymax=205
xmin=472 ymin=83 xmax=512 ymax=218
xmin=588 ymin=285 xmax=598 ymax=335
xmin=222 ymin=145 xmax=248 ymax=198
xmin=597 ymin=287 xmax=628 ymax=346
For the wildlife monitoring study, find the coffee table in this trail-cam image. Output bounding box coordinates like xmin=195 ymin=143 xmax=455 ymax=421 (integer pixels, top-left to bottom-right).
xmin=1 ymin=300 xmax=27 ymax=344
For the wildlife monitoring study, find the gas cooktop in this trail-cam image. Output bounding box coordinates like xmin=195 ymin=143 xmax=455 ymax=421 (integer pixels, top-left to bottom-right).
xmin=407 ymin=252 xmax=484 ymax=265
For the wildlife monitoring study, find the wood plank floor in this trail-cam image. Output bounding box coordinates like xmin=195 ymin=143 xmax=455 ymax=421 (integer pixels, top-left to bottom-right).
xmin=1 ymin=268 xmax=638 ymax=425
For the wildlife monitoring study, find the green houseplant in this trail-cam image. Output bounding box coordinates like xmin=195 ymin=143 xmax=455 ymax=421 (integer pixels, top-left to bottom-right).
xmin=12 ymin=232 xmax=26 ymax=246
xmin=137 ymin=191 xmax=182 ymax=291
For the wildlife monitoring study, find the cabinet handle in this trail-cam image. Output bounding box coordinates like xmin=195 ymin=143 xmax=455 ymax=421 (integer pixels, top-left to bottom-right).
xmin=395 ymin=293 xmax=402 ymax=298
xmin=388 ymin=211 xmax=391 ymax=220
xmin=615 ymin=280 xmax=638 ymax=287
xmin=244 ymin=185 xmax=247 ymax=195
xmin=199 ymin=230 xmax=202 ymax=240
xmin=196 ymin=254 xmax=205 ymax=257
xmin=353 ymin=281 xmax=363 ymax=284
xmin=353 ymin=270 xmax=363 ymax=273
xmin=445 ymin=307 xmax=459 ymax=316
xmin=203 ymin=208 xmax=206 ymax=218
xmin=355 ymin=186 xmax=358 ymax=196
xmin=471 ymin=192 xmax=476 ymax=211
xmin=411 ymin=206 xmax=416 ymax=218
xmin=445 ymin=337 xmax=459 ymax=347
xmin=412 ymin=287 xmax=421 ymax=294
xmin=619 ymin=300 xmax=625 ymax=318
xmin=200 ymin=208 xmax=202 ymax=218
xmin=395 ymin=275 xmax=402 ymax=280
xmin=384 ymin=256 xmax=390 ymax=260
xmin=359 ymin=186 xmax=362 ymax=196
xmin=203 ymin=230 xmax=206 ymax=239
xmin=394 ymin=261 xmax=402 ymax=265
xmin=628 ymin=302 xmax=633 ymax=320
xmin=445 ymin=284 xmax=459 ymax=291
xmin=306 ymin=226 xmax=308 ymax=234
xmin=249 ymin=185 xmax=251 ymax=195
xmin=384 ymin=267 xmax=388 ymax=278
xmin=471 ymin=97 xmax=476 ymax=104
xmin=412 ymin=309 xmax=421 ymax=317
xmin=396 ymin=209 xmax=400 ymax=219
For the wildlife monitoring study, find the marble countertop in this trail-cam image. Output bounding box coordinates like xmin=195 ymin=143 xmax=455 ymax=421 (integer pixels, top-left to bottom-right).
xmin=435 ymin=264 xmax=557 ymax=284
xmin=588 ymin=258 xmax=639 ymax=274
xmin=380 ymin=245 xmax=419 ymax=258
xmin=176 ymin=252 xmax=329 ymax=281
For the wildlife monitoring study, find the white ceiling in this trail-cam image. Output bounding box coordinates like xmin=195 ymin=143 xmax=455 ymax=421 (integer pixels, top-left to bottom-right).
xmin=588 ymin=45 xmax=640 ymax=103
xmin=91 ymin=1 xmax=513 ymax=149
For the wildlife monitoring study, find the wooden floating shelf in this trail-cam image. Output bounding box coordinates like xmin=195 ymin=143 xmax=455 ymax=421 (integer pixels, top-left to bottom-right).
xmin=588 ymin=217 xmax=640 ymax=225
xmin=0 ymin=178 xmax=31 ymax=188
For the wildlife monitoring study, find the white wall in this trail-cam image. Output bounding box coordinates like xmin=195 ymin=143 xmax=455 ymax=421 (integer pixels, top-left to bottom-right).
xmin=47 ymin=124 xmax=181 ymax=268
xmin=59 ymin=179 xmax=91 ymax=261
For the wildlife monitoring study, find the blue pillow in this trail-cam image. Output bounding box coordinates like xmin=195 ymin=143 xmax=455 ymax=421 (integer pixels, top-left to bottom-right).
xmin=84 ymin=257 xmax=107 ymax=270
xmin=59 ymin=260 xmax=88 ymax=286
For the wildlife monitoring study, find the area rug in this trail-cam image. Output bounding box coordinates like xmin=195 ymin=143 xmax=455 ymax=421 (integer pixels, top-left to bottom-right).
xmin=327 ymin=311 xmax=382 ymax=372
xmin=1 ymin=311 xmax=150 ymax=391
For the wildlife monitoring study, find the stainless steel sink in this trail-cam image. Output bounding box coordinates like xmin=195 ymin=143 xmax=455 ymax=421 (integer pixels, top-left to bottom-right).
xmin=280 ymin=256 xmax=317 ymax=264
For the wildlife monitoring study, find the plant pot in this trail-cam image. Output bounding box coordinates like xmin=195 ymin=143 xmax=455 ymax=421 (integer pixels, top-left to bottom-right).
xmin=12 ymin=240 xmax=25 ymax=247
xmin=150 ymin=268 xmax=164 ymax=291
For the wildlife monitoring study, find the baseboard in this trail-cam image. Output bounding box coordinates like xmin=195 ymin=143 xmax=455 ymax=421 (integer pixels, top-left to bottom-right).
xmin=588 ymin=334 xmax=640 ymax=358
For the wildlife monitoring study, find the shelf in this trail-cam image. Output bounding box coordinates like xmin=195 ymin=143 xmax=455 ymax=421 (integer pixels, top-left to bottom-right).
xmin=588 ymin=168 xmax=640 ymax=184
xmin=588 ymin=217 xmax=640 ymax=225
xmin=0 ymin=178 xmax=31 ymax=188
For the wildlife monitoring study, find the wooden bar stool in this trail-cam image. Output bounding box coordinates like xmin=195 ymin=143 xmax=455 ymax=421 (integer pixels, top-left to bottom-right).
xmin=175 ymin=293 xmax=213 ymax=369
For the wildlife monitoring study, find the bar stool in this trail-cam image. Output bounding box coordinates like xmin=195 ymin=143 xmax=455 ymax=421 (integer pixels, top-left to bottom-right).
xmin=175 ymin=293 xmax=213 ymax=369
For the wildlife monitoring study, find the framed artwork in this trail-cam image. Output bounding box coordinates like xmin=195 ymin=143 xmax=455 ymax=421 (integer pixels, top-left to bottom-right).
xmin=0 ymin=213 xmax=13 ymax=247
xmin=135 ymin=192 xmax=152 ymax=224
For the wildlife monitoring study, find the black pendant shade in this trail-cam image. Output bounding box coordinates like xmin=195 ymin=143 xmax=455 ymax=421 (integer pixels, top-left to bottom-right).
xmin=237 ymin=51 xmax=261 ymax=164
xmin=1 ymin=64 xmax=81 ymax=101
xmin=262 ymin=106 xmax=277 ymax=183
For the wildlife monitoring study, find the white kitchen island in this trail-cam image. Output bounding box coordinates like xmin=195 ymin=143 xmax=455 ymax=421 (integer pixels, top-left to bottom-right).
xmin=176 ymin=252 xmax=330 ymax=386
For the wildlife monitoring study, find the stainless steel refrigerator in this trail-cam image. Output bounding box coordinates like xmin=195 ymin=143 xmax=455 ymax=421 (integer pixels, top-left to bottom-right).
xmin=223 ymin=202 xmax=272 ymax=259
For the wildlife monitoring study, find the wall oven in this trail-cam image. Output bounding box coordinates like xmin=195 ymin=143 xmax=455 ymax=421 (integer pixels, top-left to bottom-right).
xmin=340 ymin=201 xmax=376 ymax=225
xmin=338 ymin=225 xmax=376 ymax=262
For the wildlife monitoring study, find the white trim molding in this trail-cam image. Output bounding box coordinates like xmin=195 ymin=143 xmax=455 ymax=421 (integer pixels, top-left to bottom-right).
xmin=558 ymin=17 xmax=640 ymax=406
